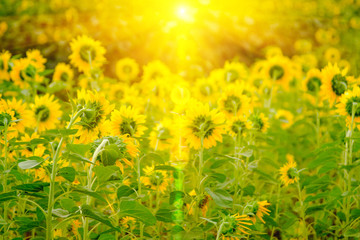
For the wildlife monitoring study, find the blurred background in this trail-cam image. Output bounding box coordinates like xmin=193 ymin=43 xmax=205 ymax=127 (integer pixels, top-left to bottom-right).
xmin=1 ymin=0 xmax=360 ymax=79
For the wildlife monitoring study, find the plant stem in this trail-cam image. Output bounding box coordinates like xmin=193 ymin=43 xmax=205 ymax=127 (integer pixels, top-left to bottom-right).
xmin=215 ymin=222 xmax=225 ymax=240
xmin=297 ymin=180 xmax=307 ymax=240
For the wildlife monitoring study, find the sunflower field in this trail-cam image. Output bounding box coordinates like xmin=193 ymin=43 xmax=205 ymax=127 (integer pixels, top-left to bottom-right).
xmin=1 ymin=0 xmax=360 ymax=239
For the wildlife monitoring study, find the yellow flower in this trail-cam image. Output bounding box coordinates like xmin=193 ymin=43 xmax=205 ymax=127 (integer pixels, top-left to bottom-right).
xmin=265 ymin=46 xmax=283 ymax=59
xmin=110 ymin=105 xmax=147 ymax=138
xmin=72 ymin=219 xmax=81 ymax=235
xmin=193 ymin=77 xmax=218 ymax=104
xmin=0 ymin=50 xmax=11 ymax=81
xmin=294 ymin=39 xmax=312 ymax=54
xmin=279 ymin=154 xmax=299 ymax=186
xmin=73 ymin=90 xmax=114 ymax=143
xmin=221 ymin=213 xmax=252 ymax=237
xmin=275 ymin=109 xmax=294 ymax=129
xmin=26 ymin=49 xmax=46 ymax=70
xmin=20 ymin=132 xmax=40 ymax=157
xmin=251 ymin=201 xmax=271 ymax=224
xmin=218 ymin=84 xmax=251 ymax=118
xmin=69 ymin=35 xmax=106 ymax=72
xmin=303 ymin=68 xmax=322 ymax=95
xmin=336 ymin=86 xmax=360 ymax=125
xmin=121 ymin=216 xmax=136 ymax=229
xmin=149 ymin=118 xmax=173 ymax=151
xmin=324 ymin=47 xmax=341 ymax=64
xmin=10 ymin=58 xmax=36 ymax=88
xmin=140 ymin=165 xmax=170 ymax=193
xmin=183 ymin=100 xmax=225 ymax=149
xmin=31 ymin=94 xmax=62 ymax=132
xmin=52 ymin=63 xmax=74 ymax=87
xmin=227 ymin=115 xmax=252 ymax=137
xmin=3 ymin=98 xmax=31 ymax=135
xmin=222 ymin=61 xmax=248 ymax=84
xmin=262 ymin=56 xmax=292 ymax=90
xmin=142 ymin=60 xmax=171 ymax=82
xmin=250 ymin=113 xmax=269 ymax=133
xmin=320 ymin=63 xmax=353 ymax=104
xmin=115 ymin=58 xmax=139 ymax=82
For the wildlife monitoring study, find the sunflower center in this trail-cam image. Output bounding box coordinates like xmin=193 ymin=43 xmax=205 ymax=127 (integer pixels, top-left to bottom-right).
xmin=35 ymin=105 xmax=50 ymax=122
xmin=198 ymin=195 xmax=209 ymax=209
xmin=269 ymin=65 xmax=284 ymax=80
xmin=0 ymin=112 xmax=12 ymax=127
xmin=60 ymin=72 xmax=69 ymax=82
xmin=224 ymin=95 xmax=241 ymax=114
xmin=150 ymin=171 xmax=164 ymax=186
xmin=120 ymin=118 xmax=137 ymax=136
xmin=287 ymin=167 xmax=297 ymax=179
xmin=345 ymin=97 xmax=360 ymax=117
xmin=231 ymin=120 xmax=246 ymax=135
xmin=20 ymin=64 xmax=36 ymax=81
xmin=191 ymin=115 xmax=215 ymax=138
xmin=80 ymin=45 xmax=97 ymax=63
xmin=331 ymin=74 xmax=348 ymax=96
xmin=79 ymin=101 xmax=104 ymax=130
xmin=123 ymin=65 xmax=132 ymax=74
xmin=306 ymin=77 xmax=321 ymax=93
xmin=199 ymin=84 xmax=212 ymax=96
xmin=225 ymin=69 xmax=239 ymax=83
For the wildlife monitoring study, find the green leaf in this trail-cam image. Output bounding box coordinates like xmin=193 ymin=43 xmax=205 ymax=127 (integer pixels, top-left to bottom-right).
xmin=66 ymin=143 xmax=91 ymax=156
xmin=93 ymin=166 xmax=118 ymax=183
xmin=117 ymin=185 xmax=135 ymax=199
xmin=239 ymin=149 xmax=253 ymax=158
xmin=208 ymin=172 xmax=226 ymax=183
xmin=52 ymin=208 xmax=71 ymax=218
xmin=73 ymin=187 xmax=106 ymax=203
xmin=101 ymin=144 xmax=120 ymax=166
xmin=98 ymin=234 xmax=116 ymax=240
xmin=30 ymin=138 xmax=49 ymax=145
xmin=18 ymin=158 xmax=44 ymax=170
xmin=142 ymin=152 xmax=164 ymax=164
xmin=44 ymin=129 xmax=78 ymax=137
xmin=63 ymin=151 xmax=94 ymax=165
xmin=205 ymin=188 xmax=232 ymax=208
xmin=14 ymin=217 xmax=40 ymax=234
xmin=305 ymin=204 xmax=326 ymax=215
xmin=58 ymin=167 xmax=76 ymax=182
xmin=154 ymin=165 xmax=177 ymax=171
xmin=155 ymin=208 xmax=173 ymax=223
xmin=14 ymin=182 xmax=50 ymax=192
xmin=81 ymin=205 xmax=119 ymax=231
xmin=119 ymin=200 xmax=157 ymax=226
xmin=210 ymin=159 xmax=229 ymax=169
xmin=170 ymin=191 xmax=185 ymax=205
xmin=344 ymin=229 xmax=360 ymax=238
xmin=47 ymin=81 xmax=66 ymax=94
xmin=60 ymin=198 xmax=76 ymax=212
xmin=0 ymin=191 xmax=17 ymax=203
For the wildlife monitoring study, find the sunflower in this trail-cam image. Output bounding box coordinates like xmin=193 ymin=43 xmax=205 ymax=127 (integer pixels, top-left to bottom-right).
xmin=279 ymin=154 xmax=299 ymax=186
xmin=0 ymin=50 xmax=11 ymax=81
xmin=149 ymin=118 xmax=173 ymax=151
xmin=220 ymin=213 xmax=252 ymax=238
xmin=227 ymin=115 xmax=252 ymax=137
xmin=324 ymin=47 xmax=341 ymax=64
xmin=31 ymin=94 xmax=62 ymax=132
xmin=183 ymin=100 xmax=225 ymax=149
xmin=10 ymin=58 xmax=39 ymax=88
xmin=262 ymin=56 xmax=292 ymax=90
xmin=73 ymin=90 xmax=114 ymax=143
xmin=52 ymin=63 xmax=74 ymax=87
xmin=142 ymin=60 xmax=171 ymax=83
xmin=223 ymin=61 xmax=248 ymax=84
xmin=218 ymin=84 xmax=251 ymax=118
xmin=275 ymin=109 xmax=294 ymax=129
xmin=3 ymin=98 xmax=32 ymax=134
xmin=249 ymin=113 xmax=269 ymax=133
xmin=26 ymin=49 xmax=46 ymax=70
xmin=121 ymin=216 xmax=136 ymax=230
xmin=336 ymin=86 xmax=360 ymax=125
xmin=250 ymin=201 xmax=271 ymax=224
xmin=303 ymin=68 xmax=322 ymax=95
xmin=115 ymin=58 xmax=139 ymax=82
xmin=193 ymin=77 xmax=219 ymax=104
xmin=110 ymin=105 xmax=147 ymax=138
xmin=69 ymin=35 xmax=106 ymax=72
xmin=265 ymin=46 xmax=283 ymax=59
xmin=320 ymin=63 xmax=354 ymax=104
xmin=20 ymin=132 xmax=40 ymax=157
xmin=140 ymin=165 xmax=170 ymax=193
xmin=294 ymin=39 xmax=312 ymax=54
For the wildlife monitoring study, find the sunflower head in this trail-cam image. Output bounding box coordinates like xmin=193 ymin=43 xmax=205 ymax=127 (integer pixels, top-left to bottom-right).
xmin=115 ymin=58 xmax=139 ymax=82
xmin=263 ymin=56 xmax=292 ymax=90
xmin=26 ymin=49 xmax=46 ymax=70
xmin=304 ymin=68 xmax=322 ymax=94
xmin=31 ymin=94 xmax=62 ymax=132
xmin=223 ymin=61 xmax=248 ymax=83
xmin=279 ymin=154 xmax=299 ymax=186
xmin=142 ymin=60 xmax=171 ymax=82
xmin=0 ymin=50 xmax=11 ymax=81
xmin=337 ymin=86 xmax=360 ymax=125
xmin=275 ymin=110 xmax=294 ymax=129
xmin=244 ymin=200 xmax=271 ymax=224
xmin=218 ymin=84 xmax=251 ymax=117
xmin=250 ymin=113 xmax=269 ymax=133
xmin=141 ymin=165 xmax=170 ymax=193
xmin=227 ymin=116 xmax=252 ymax=137
xmin=220 ymin=213 xmax=252 ymax=237
xmin=53 ymin=63 xmax=74 ymax=87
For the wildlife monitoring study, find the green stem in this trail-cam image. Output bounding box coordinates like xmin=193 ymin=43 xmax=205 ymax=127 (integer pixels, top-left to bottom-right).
xmin=136 ymin=155 xmax=144 ymax=239
xmin=46 ymin=108 xmax=85 ymax=240
xmin=297 ymin=180 xmax=307 ymax=240
xmin=2 ymin=124 xmax=9 ymax=239
xmin=215 ymin=222 xmax=225 ymax=240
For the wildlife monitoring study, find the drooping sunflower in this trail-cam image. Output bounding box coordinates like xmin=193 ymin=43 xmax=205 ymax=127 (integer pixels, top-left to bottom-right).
xmin=249 ymin=113 xmax=269 ymax=133
xmin=52 ymin=63 xmax=74 ymax=87
xmin=31 ymin=94 xmax=62 ymax=132
xmin=150 ymin=118 xmax=175 ymax=151
xmin=227 ymin=115 xmax=252 ymax=137
xmin=73 ymin=90 xmax=114 ymax=143
xmin=222 ymin=61 xmax=248 ymax=84
xmin=220 ymin=213 xmax=252 ymax=238
xmin=249 ymin=200 xmax=271 ymax=224
xmin=69 ymin=35 xmax=106 ymax=72
xmin=218 ymin=84 xmax=252 ymax=118
xmin=336 ymin=86 xmax=360 ymax=125
xmin=142 ymin=60 xmax=171 ymax=83
xmin=279 ymin=154 xmax=299 ymax=186
xmin=4 ymin=98 xmax=32 ymax=134
xmin=140 ymin=165 xmax=171 ymax=193
xmin=262 ymin=56 xmax=292 ymax=90
xmin=320 ymin=63 xmax=354 ymax=104
xmin=26 ymin=49 xmax=46 ymax=70
xmin=0 ymin=50 xmax=11 ymax=81
xmin=183 ymin=100 xmax=225 ymax=149
xmin=115 ymin=58 xmax=139 ymax=82
xmin=303 ymin=68 xmax=322 ymax=95
xmin=275 ymin=109 xmax=294 ymax=129
xmin=110 ymin=105 xmax=147 ymax=138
